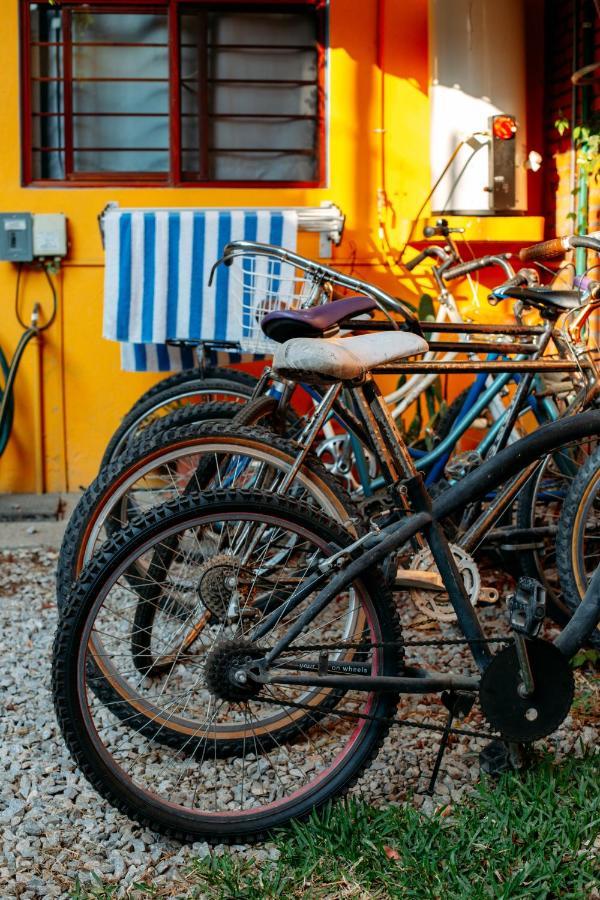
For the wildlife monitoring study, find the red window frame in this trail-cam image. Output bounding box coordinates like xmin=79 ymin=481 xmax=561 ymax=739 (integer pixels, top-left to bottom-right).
xmin=20 ymin=0 xmax=327 ymax=188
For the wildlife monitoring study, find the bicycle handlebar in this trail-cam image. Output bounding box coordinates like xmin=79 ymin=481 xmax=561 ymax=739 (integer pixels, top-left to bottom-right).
xmin=404 ymin=245 xmax=451 ymax=271
xmin=519 ymin=233 xmax=600 ymax=262
xmin=404 ymin=248 xmax=431 ymax=272
xmin=214 ymin=240 xmax=423 ymax=333
xmin=443 ymin=253 xmax=515 ymax=281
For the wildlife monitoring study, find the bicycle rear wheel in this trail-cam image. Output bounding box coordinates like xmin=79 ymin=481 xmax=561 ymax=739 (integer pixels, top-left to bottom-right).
xmin=53 ymin=491 xmax=402 ymax=841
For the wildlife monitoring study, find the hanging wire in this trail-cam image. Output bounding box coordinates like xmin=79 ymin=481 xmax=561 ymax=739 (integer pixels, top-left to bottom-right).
xmin=0 ymin=262 xmax=58 ymax=456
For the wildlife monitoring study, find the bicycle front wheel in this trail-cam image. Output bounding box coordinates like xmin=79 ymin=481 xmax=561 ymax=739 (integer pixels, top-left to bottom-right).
xmin=53 ymin=491 xmax=402 ymax=841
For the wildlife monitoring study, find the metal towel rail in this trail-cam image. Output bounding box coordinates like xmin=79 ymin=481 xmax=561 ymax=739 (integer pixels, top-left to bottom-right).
xmin=98 ymin=201 xmax=345 ymax=256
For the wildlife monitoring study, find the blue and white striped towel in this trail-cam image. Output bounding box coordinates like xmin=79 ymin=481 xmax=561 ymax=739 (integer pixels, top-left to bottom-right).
xmin=102 ymin=208 xmax=298 ymax=371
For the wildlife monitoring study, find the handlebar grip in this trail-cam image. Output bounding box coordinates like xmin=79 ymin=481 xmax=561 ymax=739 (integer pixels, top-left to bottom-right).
xmin=444 ymin=256 xmax=491 ymax=280
xmin=519 ymin=237 xmax=570 ymax=262
xmin=404 ymin=248 xmax=430 ymax=272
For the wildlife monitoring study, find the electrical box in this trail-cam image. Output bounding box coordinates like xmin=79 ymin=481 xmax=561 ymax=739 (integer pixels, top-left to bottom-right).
xmin=0 ymin=213 xmax=33 ymax=262
xmin=33 ymin=213 xmax=68 ymax=259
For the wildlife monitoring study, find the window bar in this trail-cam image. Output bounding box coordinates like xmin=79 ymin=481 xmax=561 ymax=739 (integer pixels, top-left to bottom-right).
xmin=316 ymin=8 xmax=326 ymax=185
xmin=197 ymin=11 xmax=209 ymax=181
xmin=169 ymin=2 xmax=182 ymax=184
xmin=38 ymin=7 xmax=51 ymax=179
xmin=22 ymin=0 xmax=33 ymax=184
xmin=62 ymin=8 xmax=74 ymax=178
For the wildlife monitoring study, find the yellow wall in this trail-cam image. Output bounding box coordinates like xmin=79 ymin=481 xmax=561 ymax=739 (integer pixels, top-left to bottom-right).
xmin=0 ymin=0 xmax=543 ymax=493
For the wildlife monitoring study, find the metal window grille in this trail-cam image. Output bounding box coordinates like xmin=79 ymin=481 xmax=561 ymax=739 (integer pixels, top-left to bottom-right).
xmin=23 ymin=1 xmax=325 ymax=187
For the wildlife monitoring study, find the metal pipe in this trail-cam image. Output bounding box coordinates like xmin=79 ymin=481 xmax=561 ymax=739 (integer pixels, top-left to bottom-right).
xmin=256 ymin=670 xmax=479 ymax=695
xmin=275 ymin=382 xmax=342 ymax=494
xmin=373 ymin=360 xmax=586 ymax=374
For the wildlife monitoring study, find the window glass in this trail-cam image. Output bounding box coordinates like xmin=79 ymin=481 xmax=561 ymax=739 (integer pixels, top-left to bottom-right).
xmin=71 ymin=12 xmax=169 ymax=173
xmin=26 ymin=3 xmax=322 ymax=184
xmin=180 ymin=11 xmax=319 ymax=181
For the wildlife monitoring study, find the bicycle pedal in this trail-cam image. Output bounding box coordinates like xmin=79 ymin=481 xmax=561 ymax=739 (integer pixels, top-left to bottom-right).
xmin=508 ymin=577 xmax=546 ymax=637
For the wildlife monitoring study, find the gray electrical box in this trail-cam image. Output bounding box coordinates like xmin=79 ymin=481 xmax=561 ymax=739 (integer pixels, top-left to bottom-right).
xmin=33 ymin=213 xmax=68 ymax=258
xmin=0 ymin=213 xmax=33 ymax=262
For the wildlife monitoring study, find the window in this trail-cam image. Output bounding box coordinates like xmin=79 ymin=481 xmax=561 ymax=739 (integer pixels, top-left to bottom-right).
xmin=22 ymin=1 xmax=325 ymax=186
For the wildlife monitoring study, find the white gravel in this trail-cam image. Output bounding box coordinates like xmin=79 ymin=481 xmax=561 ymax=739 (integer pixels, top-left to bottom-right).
xmin=0 ymin=548 xmax=597 ymax=898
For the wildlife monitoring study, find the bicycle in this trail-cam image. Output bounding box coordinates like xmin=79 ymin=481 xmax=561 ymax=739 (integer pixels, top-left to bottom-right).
xmin=57 ymin=237 xmax=600 ymax=627
xmin=98 ymin=220 xmax=523 ymax=469
xmin=53 ymin=263 xmax=600 ymax=840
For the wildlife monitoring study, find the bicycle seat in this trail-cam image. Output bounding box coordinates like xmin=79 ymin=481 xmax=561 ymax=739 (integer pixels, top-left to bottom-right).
xmin=261 ymin=296 xmax=376 ymax=343
xmin=272 ymin=331 xmax=428 ymax=384
xmin=497 ymin=286 xmax=582 ymax=315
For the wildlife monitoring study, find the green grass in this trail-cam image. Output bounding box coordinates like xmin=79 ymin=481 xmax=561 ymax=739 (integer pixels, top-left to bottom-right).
xmin=70 ymin=750 xmax=599 ymax=900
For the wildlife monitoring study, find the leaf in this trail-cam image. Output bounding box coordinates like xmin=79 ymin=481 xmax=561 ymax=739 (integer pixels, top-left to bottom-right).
xmin=383 ymin=845 xmax=400 ymax=860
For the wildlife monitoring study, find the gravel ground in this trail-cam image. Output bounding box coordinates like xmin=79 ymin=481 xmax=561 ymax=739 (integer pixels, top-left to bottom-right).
xmin=0 ymin=547 xmax=597 ymax=898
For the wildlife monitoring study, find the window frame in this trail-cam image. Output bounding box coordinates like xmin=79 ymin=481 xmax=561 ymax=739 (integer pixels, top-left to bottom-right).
xmin=20 ymin=0 xmax=327 ymax=188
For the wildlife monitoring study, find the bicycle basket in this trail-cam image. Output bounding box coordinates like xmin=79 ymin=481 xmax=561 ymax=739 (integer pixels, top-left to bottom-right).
xmin=225 ymin=251 xmax=330 ymax=354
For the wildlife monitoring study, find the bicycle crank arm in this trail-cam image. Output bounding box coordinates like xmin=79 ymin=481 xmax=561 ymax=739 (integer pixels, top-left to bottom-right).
xmin=249 ymin=668 xmax=479 ymax=695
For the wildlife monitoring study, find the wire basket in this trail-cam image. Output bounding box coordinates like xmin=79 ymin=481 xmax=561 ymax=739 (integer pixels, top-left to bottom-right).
xmin=226 ymin=252 xmax=330 ymax=354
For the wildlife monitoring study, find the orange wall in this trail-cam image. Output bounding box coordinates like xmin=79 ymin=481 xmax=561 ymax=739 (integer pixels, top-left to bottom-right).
xmin=0 ymin=1 xmax=541 ymax=492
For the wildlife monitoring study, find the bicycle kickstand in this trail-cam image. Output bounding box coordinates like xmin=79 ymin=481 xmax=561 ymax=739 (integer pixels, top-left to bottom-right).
xmin=425 ymin=690 xmax=475 ymax=795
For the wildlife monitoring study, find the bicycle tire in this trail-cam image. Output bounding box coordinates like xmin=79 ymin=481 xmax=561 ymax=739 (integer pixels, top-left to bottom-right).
xmin=53 ymin=490 xmax=402 ymax=842
xmin=555 ymin=446 xmax=600 ymax=649
xmin=58 ymin=420 xmax=357 ymax=608
xmin=100 ymin=367 xmax=258 ymax=469
xmin=515 ymin=444 xmax=600 ymax=647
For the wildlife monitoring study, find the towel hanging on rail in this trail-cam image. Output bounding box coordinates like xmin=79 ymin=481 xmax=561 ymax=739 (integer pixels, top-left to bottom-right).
xmin=102 ymin=207 xmax=297 ymax=370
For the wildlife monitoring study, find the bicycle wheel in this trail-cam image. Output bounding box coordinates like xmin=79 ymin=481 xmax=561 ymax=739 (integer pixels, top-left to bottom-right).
xmin=101 ymin=367 xmax=258 ymax=468
xmin=53 ymin=491 xmax=402 ymax=841
xmin=555 ymin=446 xmax=600 ymax=648
xmin=58 ymin=421 xmax=357 ymax=608
xmin=515 ymin=437 xmax=600 ymax=642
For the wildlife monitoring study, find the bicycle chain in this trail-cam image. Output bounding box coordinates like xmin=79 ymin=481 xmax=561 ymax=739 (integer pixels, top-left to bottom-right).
xmin=256 ymin=688 xmax=497 ymax=740
xmin=286 ymin=635 xmax=514 ymax=652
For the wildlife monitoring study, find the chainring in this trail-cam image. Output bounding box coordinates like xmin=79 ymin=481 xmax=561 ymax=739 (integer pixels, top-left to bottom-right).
xmin=479 ymin=638 xmax=575 ymax=742
xmin=408 ymin=544 xmax=499 ymax=623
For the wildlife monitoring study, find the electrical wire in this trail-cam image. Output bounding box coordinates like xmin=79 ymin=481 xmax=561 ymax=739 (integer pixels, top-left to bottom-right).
xmin=15 ymin=262 xmax=58 ymax=332
xmin=398 ymin=133 xmax=489 ymax=263
xmin=0 ymin=263 xmax=58 ymax=458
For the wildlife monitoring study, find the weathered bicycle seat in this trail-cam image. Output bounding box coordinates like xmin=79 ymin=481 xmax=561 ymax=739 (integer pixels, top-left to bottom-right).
xmin=497 ymin=286 xmax=582 ymax=315
xmin=272 ymin=331 xmax=428 ymax=383
xmin=261 ymin=296 xmax=376 ymax=343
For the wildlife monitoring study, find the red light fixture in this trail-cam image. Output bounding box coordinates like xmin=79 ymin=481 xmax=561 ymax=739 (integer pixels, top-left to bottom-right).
xmin=492 ymin=115 xmax=517 ymax=141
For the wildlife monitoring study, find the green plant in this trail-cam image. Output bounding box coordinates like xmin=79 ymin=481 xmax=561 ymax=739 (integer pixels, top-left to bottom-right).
xmin=555 ymin=114 xmax=600 ymax=222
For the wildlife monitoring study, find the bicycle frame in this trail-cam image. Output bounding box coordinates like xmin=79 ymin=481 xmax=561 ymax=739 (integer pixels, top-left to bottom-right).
xmin=247 ymin=405 xmax=600 ymax=698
